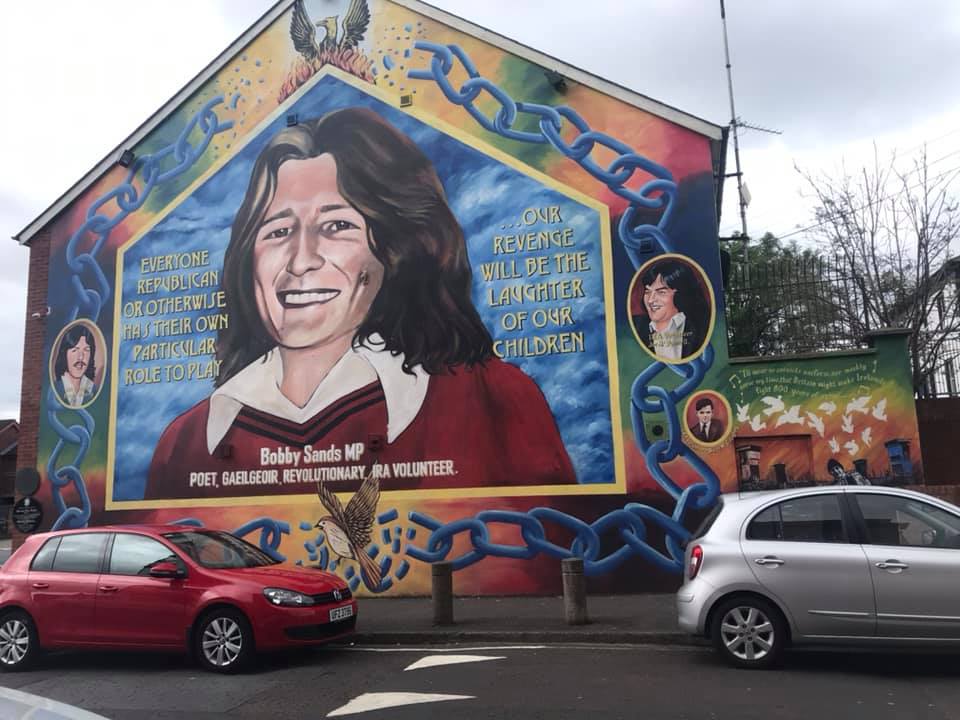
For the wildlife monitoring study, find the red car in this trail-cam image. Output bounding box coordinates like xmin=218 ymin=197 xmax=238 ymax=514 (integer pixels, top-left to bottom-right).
xmin=0 ymin=525 xmax=357 ymax=672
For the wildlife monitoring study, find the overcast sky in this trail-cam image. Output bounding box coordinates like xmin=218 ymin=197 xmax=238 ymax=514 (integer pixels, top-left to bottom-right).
xmin=1 ymin=0 xmax=959 ymax=420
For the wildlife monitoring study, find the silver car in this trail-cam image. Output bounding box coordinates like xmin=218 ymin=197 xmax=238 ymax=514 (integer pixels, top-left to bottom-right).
xmin=677 ymin=485 xmax=960 ymax=668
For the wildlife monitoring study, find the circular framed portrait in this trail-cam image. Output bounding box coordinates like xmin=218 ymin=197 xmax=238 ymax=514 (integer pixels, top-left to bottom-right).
xmin=683 ymin=390 xmax=732 ymax=449
xmin=49 ymin=320 xmax=107 ymax=410
xmin=628 ymin=253 xmax=716 ymax=364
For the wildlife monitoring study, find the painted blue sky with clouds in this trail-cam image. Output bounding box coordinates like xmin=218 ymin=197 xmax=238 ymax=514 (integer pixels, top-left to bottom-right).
xmin=114 ymin=74 xmax=613 ymax=501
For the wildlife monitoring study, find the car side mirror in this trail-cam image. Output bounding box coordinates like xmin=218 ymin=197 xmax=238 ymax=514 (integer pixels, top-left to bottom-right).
xmin=149 ymin=561 xmax=186 ymax=579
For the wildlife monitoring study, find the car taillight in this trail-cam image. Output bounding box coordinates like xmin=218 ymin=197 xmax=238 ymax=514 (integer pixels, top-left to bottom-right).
xmin=688 ymin=545 xmax=703 ymax=580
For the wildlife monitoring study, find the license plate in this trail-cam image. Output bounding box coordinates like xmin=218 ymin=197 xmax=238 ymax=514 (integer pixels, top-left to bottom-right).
xmin=329 ymin=604 xmax=354 ymax=622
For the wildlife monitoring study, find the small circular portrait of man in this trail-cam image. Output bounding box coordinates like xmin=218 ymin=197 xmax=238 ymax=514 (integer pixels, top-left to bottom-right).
xmin=683 ymin=391 xmax=731 ymax=448
xmin=628 ymin=254 xmax=715 ymax=364
xmin=50 ymin=320 xmax=106 ymax=409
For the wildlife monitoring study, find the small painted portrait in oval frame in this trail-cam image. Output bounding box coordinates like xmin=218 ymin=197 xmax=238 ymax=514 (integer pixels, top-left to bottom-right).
xmin=628 ymin=253 xmax=715 ymax=364
xmin=49 ymin=320 xmax=107 ymax=410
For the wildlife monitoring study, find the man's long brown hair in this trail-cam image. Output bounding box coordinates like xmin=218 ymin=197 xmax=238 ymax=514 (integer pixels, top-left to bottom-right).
xmin=216 ymin=107 xmax=493 ymax=385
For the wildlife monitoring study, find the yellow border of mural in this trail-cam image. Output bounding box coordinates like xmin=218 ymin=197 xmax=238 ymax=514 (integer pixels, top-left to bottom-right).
xmin=106 ymin=66 xmax=625 ymax=510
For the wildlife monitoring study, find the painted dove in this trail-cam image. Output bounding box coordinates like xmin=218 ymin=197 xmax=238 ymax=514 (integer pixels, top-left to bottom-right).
xmin=841 ymin=414 xmax=854 ymax=434
xmin=829 ymin=437 xmax=840 ymax=453
xmin=805 ymin=412 xmax=825 ymax=437
xmin=761 ymin=396 xmax=785 ymax=417
xmin=861 ymin=427 xmax=872 ymax=447
xmin=775 ymin=405 xmax=804 ymax=427
xmin=818 ymin=401 xmax=837 ymax=415
xmin=736 ymin=403 xmax=751 ymax=423
xmin=749 ymin=414 xmax=767 ymax=432
xmin=845 ymin=396 xmax=871 ymax=415
xmin=844 ymin=439 xmax=860 ymax=456
xmin=872 ymin=398 xmax=887 ymax=421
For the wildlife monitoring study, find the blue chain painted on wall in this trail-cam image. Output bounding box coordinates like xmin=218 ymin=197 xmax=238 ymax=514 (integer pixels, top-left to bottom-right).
xmin=47 ymin=97 xmax=235 ymax=531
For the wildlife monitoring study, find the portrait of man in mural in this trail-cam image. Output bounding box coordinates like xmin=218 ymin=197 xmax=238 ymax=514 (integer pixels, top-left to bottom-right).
xmin=691 ymin=397 xmax=724 ymax=443
xmin=51 ymin=321 xmax=101 ymax=409
xmin=684 ymin=390 xmax=730 ymax=449
xmin=146 ymin=107 xmax=576 ymax=499
xmin=630 ymin=256 xmax=712 ymax=363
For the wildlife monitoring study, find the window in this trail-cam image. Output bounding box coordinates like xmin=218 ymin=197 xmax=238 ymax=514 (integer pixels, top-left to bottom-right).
xmin=854 ymin=494 xmax=960 ymax=548
xmin=30 ymin=537 xmax=60 ymax=571
xmin=51 ymin=533 xmax=107 ymax=573
xmin=164 ymin=530 xmax=277 ymax=569
xmin=746 ymin=495 xmax=846 ymax=543
xmin=108 ymin=534 xmax=180 ymax=576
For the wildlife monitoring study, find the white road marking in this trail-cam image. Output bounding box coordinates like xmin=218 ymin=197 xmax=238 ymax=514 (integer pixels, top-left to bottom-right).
xmin=404 ymin=654 xmax=505 ymax=671
xmin=0 ymin=687 xmax=110 ymax=719
xmin=327 ymin=692 xmax=475 ymax=717
xmin=342 ymin=644 xmax=546 ymax=653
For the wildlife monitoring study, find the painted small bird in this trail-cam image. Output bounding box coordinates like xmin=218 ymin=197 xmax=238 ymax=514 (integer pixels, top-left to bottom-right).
xmin=805 ymin=411 xmax=825 ymax=437
xmin=316 ymin=475 xmax=382 ymax=588
xmin=818 ymin=401 xmax=837 ymax=415
xmin=845 ymin=395 xmax=871 ymax=415
xmin=775 ymin=405 xmax=804 ymax=428
xmin=872 ymin=398 xmax=888 ymax=421
xmin=290 ymin=0 xmax=370 ymax=61
xmin=761 ymin=396 xmax=785 ymax=417
xmin=844 ymin=439 xmax=860 ymax=456
xmin=736 ymin=403 xmax=751 ymax=424
xmin=841 ymin=414 xmax=855 ymax=434
xmin=749 ymin=414 xmax=767 ymax=432
xmin=861 ymin=427 xmax=873 ymax=447
xmin=829 ymin=437 xmax=840 ymax=453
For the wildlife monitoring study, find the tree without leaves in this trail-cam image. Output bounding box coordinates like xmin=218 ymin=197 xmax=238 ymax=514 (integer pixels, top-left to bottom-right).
xmin=797 ymin=147 xmax=960 ymax=395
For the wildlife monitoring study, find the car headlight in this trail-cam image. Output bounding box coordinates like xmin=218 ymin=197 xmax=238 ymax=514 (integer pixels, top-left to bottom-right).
xmin=263 ymin=588 xmax=315 ymax=607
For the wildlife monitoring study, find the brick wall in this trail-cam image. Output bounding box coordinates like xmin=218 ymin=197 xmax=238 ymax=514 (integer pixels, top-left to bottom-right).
xmin=14 ymin=230 xmax=50 ymax=548
xmin=915 ymin=484 xmax=960 ymax=506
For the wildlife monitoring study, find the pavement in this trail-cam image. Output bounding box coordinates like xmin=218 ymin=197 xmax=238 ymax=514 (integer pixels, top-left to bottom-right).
xmin=348 ymin=592 xmax=701 ymax=646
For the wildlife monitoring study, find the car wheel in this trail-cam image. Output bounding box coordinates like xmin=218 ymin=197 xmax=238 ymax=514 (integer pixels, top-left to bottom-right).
xmin=710 ymin=596 xmax=785 ymax=669
xmin=0 ymin=610 xmax=39 ymax=671
xmin=194 ymin=609 xmax=254 ymax=673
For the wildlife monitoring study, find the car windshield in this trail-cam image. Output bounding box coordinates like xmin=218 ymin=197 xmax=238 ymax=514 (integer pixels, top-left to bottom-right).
xmin=163 ymin=530 xmax=279 ymax=569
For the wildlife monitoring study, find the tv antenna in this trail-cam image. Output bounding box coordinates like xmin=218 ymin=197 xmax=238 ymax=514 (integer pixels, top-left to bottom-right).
xmin=719 ymin=0 xmax=780 ymax=256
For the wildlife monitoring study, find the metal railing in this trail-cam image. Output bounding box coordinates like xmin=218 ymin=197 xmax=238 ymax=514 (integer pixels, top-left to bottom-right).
xmin=725 ymin=254 xmax=870 ymax=358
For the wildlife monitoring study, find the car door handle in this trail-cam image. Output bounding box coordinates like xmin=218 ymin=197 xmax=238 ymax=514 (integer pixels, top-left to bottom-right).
xmin=31 ymin=582 xmax=49 ymax=589
xmin=99 ymin=585 xmax=119 ymax=593
xmin=754 ymin=556 xmax=785 ymax=566
xmin=875 ymin=561 xmax=909 ymax=570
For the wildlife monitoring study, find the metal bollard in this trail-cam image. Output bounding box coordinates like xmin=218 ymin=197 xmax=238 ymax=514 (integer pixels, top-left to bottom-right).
xmin=432 ymin=561 xmax=454 ymax=625
xmin=562 ymin=557 xmax=588 ymax=625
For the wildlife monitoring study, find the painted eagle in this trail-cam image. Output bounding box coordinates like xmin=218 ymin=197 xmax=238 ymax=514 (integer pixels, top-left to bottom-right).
xmin=291 ymin=0 xmax=371 ymax=61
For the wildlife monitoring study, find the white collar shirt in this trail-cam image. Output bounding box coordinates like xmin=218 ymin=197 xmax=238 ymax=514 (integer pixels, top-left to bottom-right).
xmin=649 ymin=311 xmax=687 ymax=361
xmin=205 ymin=335 xmax=429 ymax=454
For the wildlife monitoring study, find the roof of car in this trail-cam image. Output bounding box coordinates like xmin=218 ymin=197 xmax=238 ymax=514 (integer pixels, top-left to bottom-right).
xmin=33 ymin=524 xmax=216 ymax=538
xmin=720 ymin=484 xmax=957 ymax=510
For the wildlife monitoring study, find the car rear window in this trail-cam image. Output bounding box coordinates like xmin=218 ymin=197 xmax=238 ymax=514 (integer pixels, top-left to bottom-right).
xmin=30 ymin=537 xmax=60 ymax=571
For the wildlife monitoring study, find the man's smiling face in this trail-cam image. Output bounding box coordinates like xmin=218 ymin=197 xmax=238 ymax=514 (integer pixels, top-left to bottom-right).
xmin=643 ymin=274 xmax=679 ymax=329
xmin=252 ymin=153 xmax=384 ymax=350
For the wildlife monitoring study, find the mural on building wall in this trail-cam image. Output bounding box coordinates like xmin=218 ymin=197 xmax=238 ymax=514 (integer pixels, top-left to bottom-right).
xmin=30 ymin=0 xmax=923 ymax=596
